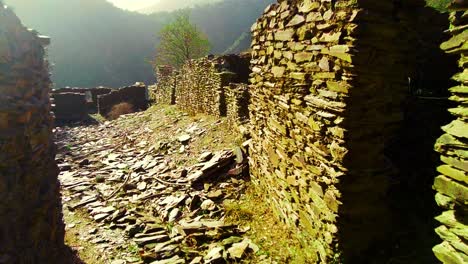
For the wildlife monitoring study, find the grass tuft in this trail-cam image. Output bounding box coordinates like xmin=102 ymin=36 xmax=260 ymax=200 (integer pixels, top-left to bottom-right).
xmin=223 ymin=184 xmax=313 ymax=264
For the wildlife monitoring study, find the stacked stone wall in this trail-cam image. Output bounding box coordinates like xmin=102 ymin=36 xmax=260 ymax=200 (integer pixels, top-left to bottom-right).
xmin=433 ymin=3 xmax=468 ymax=263
xmin=152 ymin=65 xmax=176 ymax=105
xmin=52 ymin=87 xmax=113 ymax=110
xmin=248 ymin=0 xmax=450 ymax=262
xmin=153 ymin=54 xmax=251 ymax=119
xmin=225 ymin=83 xmax=250 ymax=125
xmin=0 ymin=5 xmax=65 ymax=263
xmin=97 ymin=82 xmax=148 ymax=117
xmin=176 ymin=57 xmax=235 ymax=116
xmin=51 ymin=92 xmax=88 ymax=121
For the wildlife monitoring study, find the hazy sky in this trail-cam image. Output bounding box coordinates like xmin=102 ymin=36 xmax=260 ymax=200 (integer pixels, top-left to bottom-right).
xmin=107 ymin=0 xmax=158 ymax=11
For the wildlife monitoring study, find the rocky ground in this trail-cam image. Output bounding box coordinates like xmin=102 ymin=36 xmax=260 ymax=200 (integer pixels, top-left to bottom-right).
xmin=56 ymin=106 xmax=259 ymax=264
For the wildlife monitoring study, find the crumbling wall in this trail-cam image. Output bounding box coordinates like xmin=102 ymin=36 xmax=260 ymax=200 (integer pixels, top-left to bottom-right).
xmin=153 ymin=65 xmax=177 ymax=105
xmin=176 ymin=57 xmax=233 ymax=116
xmin=249 ymin=0 xmax=449 ymax=262
xmin=433 ymin=3 xmax=468 ymax=263
xmin=152 ymin=54 xmax=250 ymax=119
xmin=0 ymin=4 xmax=65 ymax=263
xmin=51 ymin=87 xmax=113 ymax=112
xmin=97 ymin=82 xmax=148 ymax=117
xmin=51 ymin=92 xmax=88 ymax=121
xmin=225 ymin=83 xmax=250 ymax=124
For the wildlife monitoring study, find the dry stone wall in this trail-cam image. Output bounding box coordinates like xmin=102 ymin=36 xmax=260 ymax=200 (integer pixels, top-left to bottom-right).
xmin=153 ymin=65 xmax=177 ymax=105
xmin=248 ymin=0 xmax=443 ymax=262
xmin=433 ymin=3 xmax=468 ymax=263
xmin=225 ymin=83 xmax=250 ymax=125
xmin=177 ymin=57 xmax=235 ymax=116
xmin=0 ymin=4 xmax=65 ymax=263
xmin=51 ymin=92 xmax=88 ymax=121
xmin=51 ymin=87 xmax=113 ymax=121
xmin=154 ymin=54 xmax=251 ymax=119
xmin=98 ymin=82 xmax=149 ymax=117
xmin=54 ymin=87 xmax=113 ymax=110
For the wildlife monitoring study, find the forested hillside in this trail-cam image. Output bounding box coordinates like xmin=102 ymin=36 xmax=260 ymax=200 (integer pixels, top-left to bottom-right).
xmin=4 ymin=0 xmax=445 ymax=88
xmin=5 ymin=0 xmax=164 ymax=87
xmin=4 ymin=0 xmax=273 ymax=87
xmin=138 ymin=0 xmax=223 ymax=14
xmin=158 ymin=0 xmax=274 ymax=54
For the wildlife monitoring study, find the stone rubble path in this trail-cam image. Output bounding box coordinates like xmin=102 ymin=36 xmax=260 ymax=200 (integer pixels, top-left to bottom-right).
xmin=55 ymin=112 xmax=256 ymax=264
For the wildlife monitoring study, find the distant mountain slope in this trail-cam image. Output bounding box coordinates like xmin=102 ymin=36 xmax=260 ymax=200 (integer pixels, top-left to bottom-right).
xmin=224 ymin=32 xmax=251 ymax=54
xmin=139 ymin=0 xmax=223 ymax=14
xmin=169 ymin=0 xmax=274 ymax=54
xmin=4 ymin=0 xmax=273 ymax=87
xmin=5 ymin=0 xmax=164 ymax=87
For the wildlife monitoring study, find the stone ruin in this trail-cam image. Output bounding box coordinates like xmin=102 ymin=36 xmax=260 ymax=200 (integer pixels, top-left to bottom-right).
xmin=51 ymin=86 xmax=113 ymax=122
xmin=50 ymin=83 xmax=149 ymax=121
xmin=1 ymin=0 xmax=467 ymax=262
xmin=51 ymin=86 xmax=113 ymax=113
xmin=0 ymin=4 xmax=65 ymax=263
xmin=433 ymin=2 xmax=468 ymax=262
xmin=248 ymin=0 xmax=458 ymax=262
xmin=97 ymin=82 xmax=149 ymax=118
xmin=225 ymin=83 xmax=250 ymax=124
xmin=51 ymin=92 xmax=88 ymax=121
xmin=152 ymin=54 xmax=251 ymax=124
xmin=153 ymin=65 xmax=177 ymax=105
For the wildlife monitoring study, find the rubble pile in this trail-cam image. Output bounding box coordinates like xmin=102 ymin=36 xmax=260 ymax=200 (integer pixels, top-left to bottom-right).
xmin=56 ymin=111 xmax=256 ymax=264
xmin=433 ymin=2 xmax=468 ymax=263
xmin=0 ymin=5 xmax=64 ymax=263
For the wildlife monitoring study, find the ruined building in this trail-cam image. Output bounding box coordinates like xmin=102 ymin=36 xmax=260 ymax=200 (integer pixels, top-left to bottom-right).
xmin=50 ymin=83 xmax=149 ymax=121
xmin=153 ymin=54 xmax=251 ymax=124
xmin=0 ymin=4 xmax=65 ymax=263
xmin=249 ymin=0 xmax=457 ymax=262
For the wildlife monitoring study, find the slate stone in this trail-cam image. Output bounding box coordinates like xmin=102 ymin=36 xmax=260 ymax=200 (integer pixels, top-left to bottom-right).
xmin=134 ymin=235 xmax=170 ymax=246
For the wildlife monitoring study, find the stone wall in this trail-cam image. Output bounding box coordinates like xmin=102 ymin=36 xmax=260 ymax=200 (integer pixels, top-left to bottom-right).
xmin=177 ymin=56 xmax=237 ymax=116
xmin=154 ymin=54 xmax=251 ymax=118
xmin=153 ymin=65 xmax=176 ymax=105
xmin=248 ymin=0 xmax=452 ymax=262
xmin=225 ymin=83 xmax=250 ymax=125
xmin=51 ymin=92 xmax=88 ymax=121
xmin=0 ymin=4 xmax=65 ymax=263
xmin=51 ymin=87 xmax=113 ymax=121
xmin=52 ymin=87 xmax=113 ymax=111
xmin=433 ymin=3 xmax=468 ymax=263
xmin=97 ymin=82 xmax=149 ymax=117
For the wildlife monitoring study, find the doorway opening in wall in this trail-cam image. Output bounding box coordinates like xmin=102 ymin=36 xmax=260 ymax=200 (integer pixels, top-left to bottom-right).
xmin=375 ymin=6 xmax=458 ymax=264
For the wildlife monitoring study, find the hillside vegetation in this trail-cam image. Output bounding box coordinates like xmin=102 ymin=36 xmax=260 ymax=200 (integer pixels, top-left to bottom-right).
xmin=4 ymin=0 xmax=446 ymax=88
xmin=4 ymin=0 xmax=273 ymax=88
xmin=138 ymin=0 xmax=224 ymax=14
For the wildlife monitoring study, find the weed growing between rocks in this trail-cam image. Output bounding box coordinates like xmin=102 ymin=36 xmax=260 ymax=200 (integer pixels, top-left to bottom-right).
xmin=224 ymin=184 xmax=320 ymax=264
xmin=57 ymin=104 xmax=258 ymax=263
